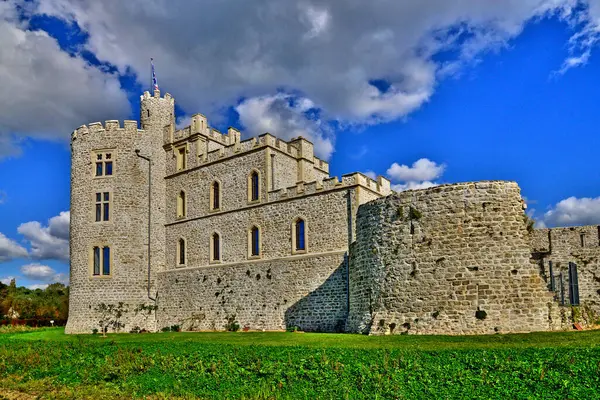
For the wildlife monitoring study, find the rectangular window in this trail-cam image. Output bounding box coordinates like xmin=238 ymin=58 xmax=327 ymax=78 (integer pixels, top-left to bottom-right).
xmin=93 ymin=247 xmax=100 ymax=275
xmin=95 ymin=192 xmax=110 ymax=221
xmin=580 ymin=233 xmax=585 ymax=248
xmin=568 ymin=262 xmax=580 ymax=306
xmin=102 ymin=247 xmax=111 ymax=275
xmin=94 ymin=151 xmax=114 ymax=176
xmin=296 ymin=221 xmax=305 ymax=251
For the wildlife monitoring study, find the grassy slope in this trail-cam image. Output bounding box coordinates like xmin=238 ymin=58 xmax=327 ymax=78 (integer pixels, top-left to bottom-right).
xmin=1 ymin=328 xmax=600 ymax=399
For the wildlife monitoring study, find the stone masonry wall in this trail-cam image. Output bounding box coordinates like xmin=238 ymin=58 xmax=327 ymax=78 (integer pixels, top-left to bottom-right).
xmin=347 ymin=181 xmax=559 ymax=335
xmin=156 ymin=251 xmax=348 ymax=332
xmin=532 ymin=226 xmax=600 ymax=318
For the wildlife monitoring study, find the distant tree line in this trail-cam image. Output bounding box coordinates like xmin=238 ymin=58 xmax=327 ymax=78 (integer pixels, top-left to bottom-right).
xmin=0 ymin=279 xmax=69 ymax=326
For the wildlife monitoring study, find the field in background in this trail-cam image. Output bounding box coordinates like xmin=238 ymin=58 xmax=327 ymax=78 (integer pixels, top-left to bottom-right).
xmin=1 ymin=328 xmax=599 ymax=399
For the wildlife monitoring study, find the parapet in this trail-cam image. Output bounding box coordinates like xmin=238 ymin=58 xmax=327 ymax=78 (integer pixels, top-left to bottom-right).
xmin=71 ymin=120 xmax=141 ymax=142
xmin=141 ymin=90 xmax=175 ymax=104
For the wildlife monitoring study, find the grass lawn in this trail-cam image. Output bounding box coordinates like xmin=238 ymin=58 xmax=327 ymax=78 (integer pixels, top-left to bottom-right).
xmin=1 ymin=328 xmax=599 ymax=399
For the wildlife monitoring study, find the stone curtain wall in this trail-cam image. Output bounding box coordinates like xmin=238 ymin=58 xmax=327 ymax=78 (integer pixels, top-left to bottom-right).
xmin=156 ymin=252 xmax=348 ymax=332
xmin=532 ymin=226 xmax=600 ymax=317
xmin=347 ymin=181 xmax=559 ymax=335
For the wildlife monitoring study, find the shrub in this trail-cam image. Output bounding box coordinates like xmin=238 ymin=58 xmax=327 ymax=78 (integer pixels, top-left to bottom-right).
xmin=286 ymin=325 xmax=299 ymax=332
xmin=225 ymin=315 xmax=240 ymax=332
xmin=92 ymin=328 xmax=98 ymax=335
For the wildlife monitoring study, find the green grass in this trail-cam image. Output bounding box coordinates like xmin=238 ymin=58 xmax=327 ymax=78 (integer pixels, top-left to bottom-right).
xmin=1 ymin=328 xmax=600 ymax=399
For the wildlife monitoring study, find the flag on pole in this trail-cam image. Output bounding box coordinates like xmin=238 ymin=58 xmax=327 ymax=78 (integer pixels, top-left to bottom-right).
xmin=151 ymin=58 xmax=159 ymax=91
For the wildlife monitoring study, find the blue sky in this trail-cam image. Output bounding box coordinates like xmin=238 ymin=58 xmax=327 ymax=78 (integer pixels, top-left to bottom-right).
xmin=0 ymin=0 xmax=599 ymax=288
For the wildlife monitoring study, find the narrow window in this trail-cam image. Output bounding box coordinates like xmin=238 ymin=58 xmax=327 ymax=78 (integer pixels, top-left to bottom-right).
xmin=93 ymin=247 xmax=100 ymax=275
xmin=177 ymin=191 xmax=186 ymax=218
xmin=295 ymin=218 xmax=306 ymax=251
xmin=212 ymin=181 xmax=220 ymax=210
xmin=251 ymin=226 xmax=260 ymax=256
xmin=212 ymin=233 xmax=220 ymax=261
xmin=102 ymin=246 xmax=111 ymax=275
xmin=568 ymin=262 xmax=580 ymax=306
xmin=103 ymin=192 xmax=110 ymax=221
xmin=178 ymin=238 xmax=185 ymax=265
xmin=251 ymin=171 xmax=259 ymax=201
xmin=95 ymin=193 xmax=102 ymax=222
xmin=147 ymin=109 xmax=150 ymax=118
xmin=96 ymin=162 xmax=103 ymax=177
xmin=105 ymin=153 xmax=113 ymax=176
xmin=580 ymin=233 xmax=585 ymax=248
xmin=95 ymin=192 xmax=110 ymax=221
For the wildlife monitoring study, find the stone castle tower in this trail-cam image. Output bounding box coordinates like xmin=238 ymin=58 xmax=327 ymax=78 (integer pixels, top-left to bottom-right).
xmin=67 ymin=91 xmax=174 ymax=333
xmin=66 ymin=90 xmax=600 ymax=335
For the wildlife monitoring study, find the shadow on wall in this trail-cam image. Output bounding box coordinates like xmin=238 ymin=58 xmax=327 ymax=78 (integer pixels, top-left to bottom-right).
xmin=284 ymin=261 xmax=348 ymax=333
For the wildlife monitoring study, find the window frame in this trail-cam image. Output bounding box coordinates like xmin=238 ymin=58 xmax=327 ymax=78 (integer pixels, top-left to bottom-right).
xmin=176 ymin=145 xmax=187 ymax=171
xmin=247 ymin=169 xmax=261 ymax=203
xmin=210 ymin=232 xmax=222 ymax=264
xmin=92 ymin=150 xmax=115 ymax=178
xmin=291 ymin=217 xmax=308 ymax=254
xmin=90 ymin=245 xmax=113 ymax=278
xmin=210 ymin=180 xmax=222 ymax=211
xmin=247 ymin=225 xmax=262 ymax=259
xmin=94 ymin=191 xmax=111 ymax=222
xmin=177 ymin=237 xmax=187 ymax=267
xmin=177 ymin=190 xmax=187 ymax=219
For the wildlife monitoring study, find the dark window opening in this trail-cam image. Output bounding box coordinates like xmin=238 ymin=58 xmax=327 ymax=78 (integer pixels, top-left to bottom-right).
xmin=93 ymin=247 xmax=100 ymax=275
xmin=102 ymin=246 xmax=110 ymax=275
xmin=105 ymin=161 xmax=113 ymax=175
xmin=212 ymin=234 xmax=220 ymax=261
xmin=251 ymin=226 xmax=260 ymax=256
xmin=580 ymin=233 xmax=585 ymax=247
xmin=178 ymin=239 xmax=185 ymax=265
xmin=213 ymin=182 xmax=220 ymax=209
xmin=96 ymin=162 xmax=103 ymax=176
xmin=568 ymin=262 xmax=580 ymax=305
xmin=251 ymin=171 xmax=259 ymax=201
xmin=295 ymin=219 xmax=306 ymax=251
xmin=95 ymin=192 xmax=110 ymax=221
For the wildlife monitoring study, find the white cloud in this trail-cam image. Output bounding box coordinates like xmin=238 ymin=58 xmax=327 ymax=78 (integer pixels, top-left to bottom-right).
xmin=0 ymin=0 xmax=130 ymax=158
xmin=27 ymin=284 xmax=49 ymax=290
xmin=236 ymin=93 xmax=334 ymax=159
xmin=392 ymin=181 xmax=440 ymax=192
xmin=386 ymin=158 xmax=445 ymax=182
xmin=20 ymin=263 xmax=68 ymax=285
xmin=32 ymin=0 xmax=600 ymax=156
xmin=363 ymin=170 xmax=377 ymax=180
xmin=17 ymin=211 xmax=70 ymax=261
xmin=0 ymin=232 xmax=28 ymax=262
xmin=542 ymin=196 xmax=600 ymax=227
xmin=1 ymin=276 xmax=16 ymax=285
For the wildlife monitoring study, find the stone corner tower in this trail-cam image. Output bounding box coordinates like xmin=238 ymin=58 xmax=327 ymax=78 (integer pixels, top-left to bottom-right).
xmin=65 ymin=90 xmax=174 ymax=334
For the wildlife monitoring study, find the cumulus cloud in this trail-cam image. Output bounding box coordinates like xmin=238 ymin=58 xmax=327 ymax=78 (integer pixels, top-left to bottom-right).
xmin=391 ymin=180 xmax=440 ymax=192
xmin=0 ymin=0 xmax=130 ymax=158
xmin=17 ymin=211 xmax=70 ymax=261
xmin=32 ymin=0 xmax=600 ymax=156
xmin=542 ymin=196 xmax=600 ymax=227
xmin=0 ymin=233 xmax=28 ymax=262
xmin=1 ymin=276 xmax=16 ymax=285
xmin=236 ymin=93 xmax=334 ymax=159
xmin=20 ymin=263 xmax=68 ymax=285
xmin=387 ymin=158 xmax=446 ymax=182
xmin=27 ymin=284 xmax=49 ymax=290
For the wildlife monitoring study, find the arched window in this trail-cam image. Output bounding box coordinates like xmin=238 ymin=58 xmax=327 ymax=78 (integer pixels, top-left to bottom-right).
xmin=211 ymin=233 xmax=221 ymax=261
xmin=294 ymin=218 xmax=306 ymax=251
xmin=177 ymin=191 xmax=186 ymax=218
xmin=250 ymin=226 xmax=260 ymax=257
xmin=178 ymin=238 xmax=186 ymax=265
xmin=211 ymin=181 xmax=220 ymax=210
xmin=249 ymin=171 xmax=260 ymax=202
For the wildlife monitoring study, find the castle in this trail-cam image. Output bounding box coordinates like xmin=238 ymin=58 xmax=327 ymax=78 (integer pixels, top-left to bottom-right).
xmin=66 ymin=90 xmax=600 ymax=335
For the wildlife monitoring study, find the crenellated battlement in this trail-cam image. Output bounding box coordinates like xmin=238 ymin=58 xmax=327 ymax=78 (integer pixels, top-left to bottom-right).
xmin=267 ymin=173 xmax=390 ymax=202
xmin=71 ymin=120 xmax=142 ymax=142
xmin=141 ymin=90 xmax=175 ymax=104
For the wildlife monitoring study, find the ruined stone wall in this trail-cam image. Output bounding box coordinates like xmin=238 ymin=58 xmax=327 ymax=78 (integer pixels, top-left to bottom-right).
xmin=347 ymin=181 xmax=559 ymax=335
xmin=532 ymin=226 xmax=600 ymax=317
xmin=156 ymin=251 xmax=347 ymax=332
